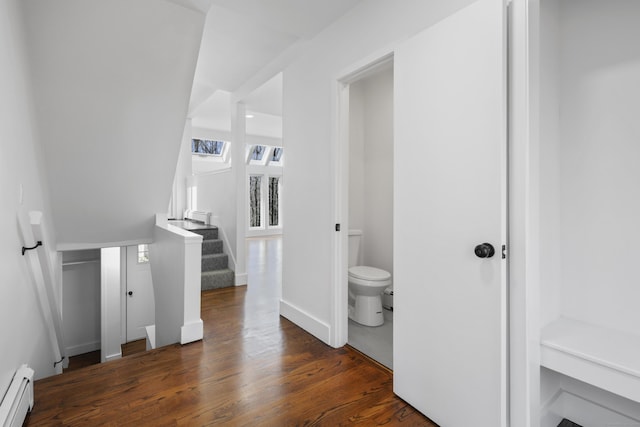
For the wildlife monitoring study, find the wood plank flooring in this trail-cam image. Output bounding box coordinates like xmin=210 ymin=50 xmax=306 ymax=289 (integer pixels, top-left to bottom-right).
xmin=27 ymin=258 xmax=435 ymax=425
xmin=65 ymin=340 xmax=146 ymax=373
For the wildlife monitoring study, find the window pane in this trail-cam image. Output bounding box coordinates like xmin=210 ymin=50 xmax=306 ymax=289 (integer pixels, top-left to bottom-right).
xmin=249 ymin=176 xmax=262 ymax=227
xmin=192 ymin=139 xmax=224 ymax=156
xmin=269 ymin=176 xmax=280 ymax=227
xmin=137 ymin=244 xmax=149 ymax=263
xmin=251 ymin=145 xmax=266 ymax=161
xmin=271 ymin=147 xmax=283 ymax=162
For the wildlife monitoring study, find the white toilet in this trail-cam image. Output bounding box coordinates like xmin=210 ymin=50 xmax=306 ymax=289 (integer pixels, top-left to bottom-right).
xmin=348 ymin=230 xmax=392 ymax=327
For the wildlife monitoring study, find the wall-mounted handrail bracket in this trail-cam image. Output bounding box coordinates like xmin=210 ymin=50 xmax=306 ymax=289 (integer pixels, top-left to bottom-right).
xmin=53 ymin=356 xmax=65 ymax=368
xmin=22 ymin=241 xmax=43 ymax=256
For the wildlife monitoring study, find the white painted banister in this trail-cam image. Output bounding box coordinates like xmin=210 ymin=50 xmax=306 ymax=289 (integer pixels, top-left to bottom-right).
xmin=149 ymin=215 xmax=203 ymax=348
xmin=17 ymin=209 xmax=64 ymax=373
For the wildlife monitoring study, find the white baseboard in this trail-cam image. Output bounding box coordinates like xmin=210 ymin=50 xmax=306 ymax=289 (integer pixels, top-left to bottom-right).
xmin=181 ymin=319 xmax=203 ymax=344
xmin=104 ymin=352 xmax=122 ymax=362
xmin=235 ymin=272 xmax=248 ymax=286
xmin=66 ymin=341 xmax=100 ymax=357
xmin=145 ymin=325 xmax=156 ymax=350
xmin=279 ymin=300 xmax=330 ymax=345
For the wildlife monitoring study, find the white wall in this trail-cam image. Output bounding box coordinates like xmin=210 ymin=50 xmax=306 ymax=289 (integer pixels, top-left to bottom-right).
xmin=196 ymin=170 xmax=237 ymax=255
xmin=348 ymin=80 xmax=366 ymax=232
xmin=539 ymin=0 xmax=562 ymax=328
xmin=0 ymin=0 xmax=61 ymax=390
xmin=349 ymin=67 xmax=394 ymax=274
xmin=62 ymin=250 xmax=101 ymax=357
xmin=22 ymin=0 xmax=205 ymax=249
xmin=171 ymin=120 xmax=195 ymax=220
xmin=539 ymin=0 xmax=640 ymax=421
xmin=539 ymin=0 xmax=640 ymax=336
xmin=282 ymin=0 xmax=476 ymax=344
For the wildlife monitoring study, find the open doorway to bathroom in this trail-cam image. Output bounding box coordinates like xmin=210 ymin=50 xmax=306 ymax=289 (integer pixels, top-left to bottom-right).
xmin=344 ymin=59 xmax=394 ymax=369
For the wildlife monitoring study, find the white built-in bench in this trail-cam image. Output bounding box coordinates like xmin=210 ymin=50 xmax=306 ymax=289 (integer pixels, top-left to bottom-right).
xmin=541 ymin=317 xmax=640 ymax=403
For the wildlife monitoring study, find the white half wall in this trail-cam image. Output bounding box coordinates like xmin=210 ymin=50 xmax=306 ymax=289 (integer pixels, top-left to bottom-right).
xmin=282 ymin=0 xmax=476 ymax=345
xmin=150 ymin=223 xmax=203 ymax=348
xmin=0 ymin=0 xmax=61 ymax=392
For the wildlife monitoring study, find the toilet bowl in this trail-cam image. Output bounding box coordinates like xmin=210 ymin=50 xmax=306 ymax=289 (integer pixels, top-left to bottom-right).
xmin=348 ymin=266 xmax=392 ymax=327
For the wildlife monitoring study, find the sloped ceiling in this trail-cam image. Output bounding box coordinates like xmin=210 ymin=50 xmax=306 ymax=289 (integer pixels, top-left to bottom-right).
xmin=20 ymin=0 xmax=361 ymax=247
xmin=23 ymin=0 xmax=206 ymax=248
xmin=189 ymin=0 xmax=361 ymax=135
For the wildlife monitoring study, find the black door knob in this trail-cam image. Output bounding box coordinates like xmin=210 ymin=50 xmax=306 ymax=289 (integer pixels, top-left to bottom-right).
xmin=474 ymin=243 xmax=495 ymax=258
xmin=128 ymin=291 xmax=133 ymax=296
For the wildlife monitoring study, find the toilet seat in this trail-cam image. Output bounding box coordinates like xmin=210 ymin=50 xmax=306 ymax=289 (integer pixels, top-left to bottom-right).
xmin=348 ymin=266 xmax=391 ymax=281
xmin=348 ymin=266 xmax=391 ymax=327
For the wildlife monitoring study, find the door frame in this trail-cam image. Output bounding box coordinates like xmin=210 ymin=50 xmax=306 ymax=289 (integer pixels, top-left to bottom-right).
xmin=331 ymin=50 xmax=394 ymax=347
xmin=508 ymin=0 xmax=541 ymax=426
xmin=330 ymin=0 xmax=540 ymax=425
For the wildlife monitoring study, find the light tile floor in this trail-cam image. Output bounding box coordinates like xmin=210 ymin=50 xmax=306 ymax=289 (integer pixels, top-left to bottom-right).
xmin=348 ymin=309 xmax=393 ymax=369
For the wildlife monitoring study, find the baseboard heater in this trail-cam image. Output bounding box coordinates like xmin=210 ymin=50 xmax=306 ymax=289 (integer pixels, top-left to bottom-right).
xmin=183 ymin=209 xmax=211 ymax=225
xmin=0 ymin=365 xmax=34 ymax=427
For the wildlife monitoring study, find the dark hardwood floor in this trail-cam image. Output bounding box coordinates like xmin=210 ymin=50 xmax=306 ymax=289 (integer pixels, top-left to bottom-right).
xmin=27 ymin=248 xmax=435 ymax=425
xmin=65 ymin=340 xmax=148 ymax=373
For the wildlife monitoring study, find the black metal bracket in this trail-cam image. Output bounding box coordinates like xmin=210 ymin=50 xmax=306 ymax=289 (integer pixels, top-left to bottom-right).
xmin=22 ymin=241 xmax=42 ymax=255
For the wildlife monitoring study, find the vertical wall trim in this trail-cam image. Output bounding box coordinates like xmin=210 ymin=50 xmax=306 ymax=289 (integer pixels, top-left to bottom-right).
xmin=100 ymin=247 xmax=122 ymax=363
xmin=232 ymin=102 xmax=248 ymax=285
xmin=509 ymin=0 xmax=541 ymax=426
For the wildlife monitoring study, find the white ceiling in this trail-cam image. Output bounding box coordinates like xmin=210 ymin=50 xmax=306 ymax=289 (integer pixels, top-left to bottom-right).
xmin=188 ymin=0 xmax=361 ymax=136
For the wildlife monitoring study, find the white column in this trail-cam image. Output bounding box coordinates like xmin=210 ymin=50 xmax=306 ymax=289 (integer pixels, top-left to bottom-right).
xmin=232 ymin=102 xmax=248 ymax=285
xmin=101 ymin=247 xmax=122 ymax=362
xmin=170 ymin=119 xmax=194 ymax=219
xmin=509 ymin=1 xmax=541 ymax=426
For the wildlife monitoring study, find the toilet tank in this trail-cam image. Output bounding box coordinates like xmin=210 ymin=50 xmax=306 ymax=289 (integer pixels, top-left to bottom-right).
xmin=348 ymin=229 xmax=363 ymax=268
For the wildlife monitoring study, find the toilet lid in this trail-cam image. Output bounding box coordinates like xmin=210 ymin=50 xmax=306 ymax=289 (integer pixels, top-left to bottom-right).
xmin=349 ymin=266 xmax=391 ymax=281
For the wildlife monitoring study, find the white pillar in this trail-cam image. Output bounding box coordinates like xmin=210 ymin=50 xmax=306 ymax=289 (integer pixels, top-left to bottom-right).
xmin=170 ymin=119 xmax=194 ymax=219
xmin=232 ymin=102 xmax=248 ymax=285
xmin=101 ymin=247 xmax=122 ymax=362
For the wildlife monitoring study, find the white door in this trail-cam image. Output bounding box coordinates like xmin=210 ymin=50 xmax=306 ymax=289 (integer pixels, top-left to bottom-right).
xmin=393 ymin=0 xmax=507 ymax=426
xmin=126 ymin=245 xmax=155 ymax=341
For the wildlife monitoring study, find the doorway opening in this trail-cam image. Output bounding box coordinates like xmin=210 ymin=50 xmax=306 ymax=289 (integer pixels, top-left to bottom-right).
xmin=336 ymin=55 xmax=394 ymax=369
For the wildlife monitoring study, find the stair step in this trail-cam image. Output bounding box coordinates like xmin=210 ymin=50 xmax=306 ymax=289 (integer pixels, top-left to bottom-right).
xmin=202 ymin=239 xmax=223 ymax=255
xmin=202 ymin=253 xmax=228 ymax=272
xmin=189 ymin=227 xmax=218 ymax=241
xmin=201 ymin=269 xmax=235 ymax=290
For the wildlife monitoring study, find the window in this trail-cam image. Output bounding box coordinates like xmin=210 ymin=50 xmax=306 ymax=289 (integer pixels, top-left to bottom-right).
xmin=192 ymin=139 xmax=224 ymax=156
xmin=137 ymin=244 xmax=149 ymax=263
xmin=246 ymin=143 xmax=283 ymax=235
xmin=249 ymin=176 xmax=262 ymax=228
xmin=250 ymin=145 xmax=266 ymax=161
xmin=271 ymin=147 xmax=283 ymax=162
xmin=269 ymin=176 xmax=280 ymax=227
